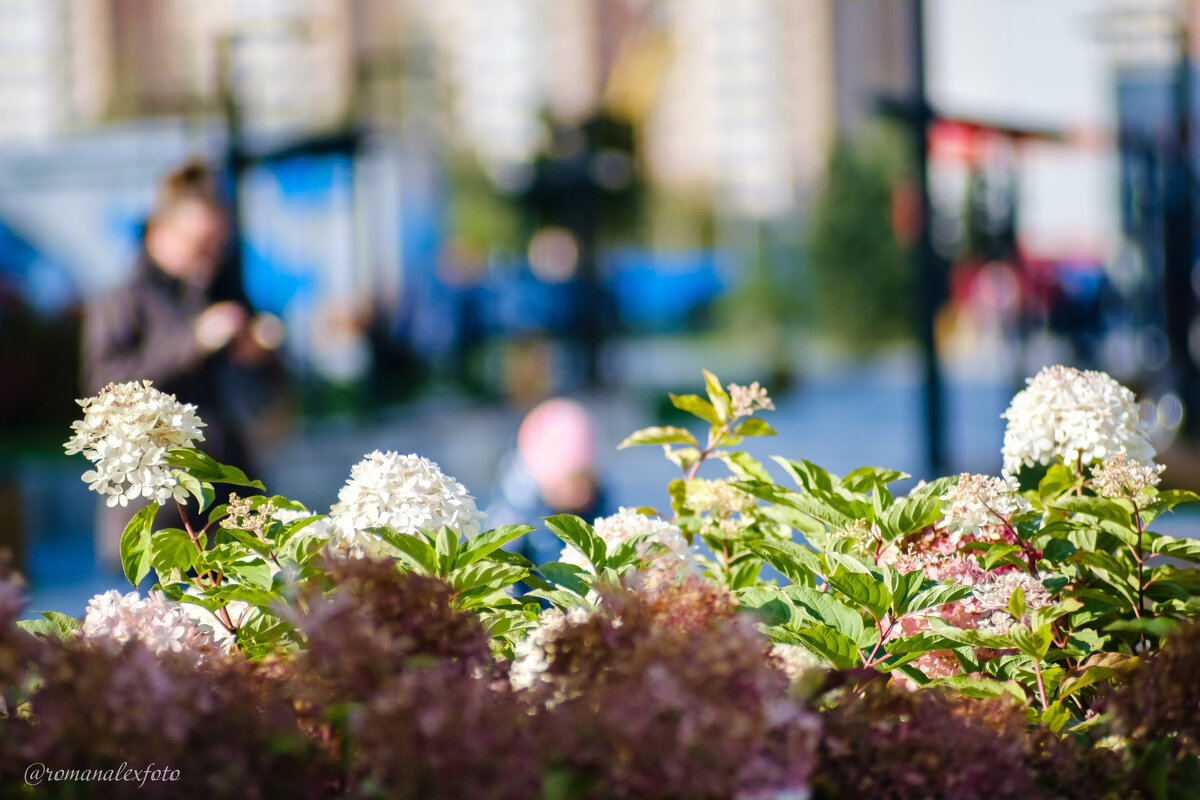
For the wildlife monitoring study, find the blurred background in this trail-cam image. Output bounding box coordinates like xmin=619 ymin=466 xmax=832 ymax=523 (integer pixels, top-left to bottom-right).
xmin=2 ymin=0 xmax=1199 ymax=610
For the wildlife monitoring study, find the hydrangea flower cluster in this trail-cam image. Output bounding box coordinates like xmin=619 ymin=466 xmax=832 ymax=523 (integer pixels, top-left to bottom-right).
xmin=769 ymin=643 xmax=824 ymax=683
xmin=1091 ymin=452 xmax=1165 ymax=499
xmin=82 ymin=590 xmax=218 ymax=663
xmin=559 ymin=507 xmax=694 ymax=573
xmin=327 ymin=450 xmax=483 ymax=557
xmin=729 ymin=381 xmax=774 ymax=417
xmin=63 ymin=380 xmax=205 ymax=507
xmin=509 ymin=606 xmax=592 ymax=691
xmin=1001 ymin=365 xmax=1155 ymax=476
xmin=973 ymin=571 xmax=1054 ymax=636
xmin=684 ymin=477 xmax=757 ymax=517
xmin=941 ymin=473 xmax=1031 ymax=542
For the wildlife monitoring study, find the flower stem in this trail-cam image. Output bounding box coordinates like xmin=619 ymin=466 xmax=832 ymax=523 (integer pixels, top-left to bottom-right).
xmin=1132 ymin=501 xmax=1145 ymax=620
xmin=862 ymin=615 xmax=893 ymax=669
xmin=1032 ymin=656 xmax=1050 ymax=709
xmin=177 ymin=501 xmax=240 ymax=644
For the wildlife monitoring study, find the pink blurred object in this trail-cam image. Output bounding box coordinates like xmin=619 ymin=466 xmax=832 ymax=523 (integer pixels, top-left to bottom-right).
xmin=518 ymin=399 xmax=597 ymax=490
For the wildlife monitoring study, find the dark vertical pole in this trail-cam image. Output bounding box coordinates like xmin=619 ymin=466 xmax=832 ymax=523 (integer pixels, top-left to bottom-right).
xmin=216 ymin=34 xmax=247 ymax=278
xmin=910 ymin=0 xmax=947 ymax=474
xmin=1165 ymin=24 xmax=1198 ymax=435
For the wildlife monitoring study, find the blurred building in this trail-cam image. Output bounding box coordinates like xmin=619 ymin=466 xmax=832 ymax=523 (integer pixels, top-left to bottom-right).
xmin=643 ymin=0 xmax=836 ymax=218
xmin=110 ymin=0 xmax=354 ymax=134
xmin=0 ymin=0 xmax=112 ymax=142
xmin=0 ymin=0 xmax=354 ymax=140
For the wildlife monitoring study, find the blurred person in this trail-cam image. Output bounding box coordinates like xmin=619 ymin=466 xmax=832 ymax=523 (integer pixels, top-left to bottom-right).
xmin=83 ymin=159 xmax=285 ymax=567
xmin=487 ymin=398 xmax=608 ymax=566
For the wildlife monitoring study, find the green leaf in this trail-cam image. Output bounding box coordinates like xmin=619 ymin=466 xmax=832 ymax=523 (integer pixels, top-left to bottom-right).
xmin=783 ymin=585 xmax=865 ymax=642
xmin=772 ymin=457 xmax=836 ymax=496
xmin=842 ymin=466 xmax=908 ymax=493
xmin=449 ymin=562 xmax=527 ymax=592
xmin=172 ymin=470 xmax=215 ymax=512
xmin=220 ymin=526 xmax=272 ymax=558
xmin=825 ymin=569 xmax=892 ymax=620
xmin=929 ymin=674 xmax=1027 ymax=702
xmin=1104 ymin=617 xmax=1180 ymax=637
xmin=454 ymin=525 xmax=534 ymax=569
xmin=524 ymin=589 xmax=593 ymax=612
xmin=1041 ymin=538 xmax=1077 ymax=563
xmin=728 ymin=556 xmax=763 ymax=589
xmin=273 ymin=514 xmax=325 ymax=549
xmin=722 ymin=452 xmax=773 ymax=482
xmin=203 ymin=584 xmax=278 ymax=607
xmin=149 ymin=527 xmax=198 ymax=574
xmin=536 ymin=561 xmax=593 ymax=596
xmin=751 ymin=539 xmax=823 ymax=585
xmin=607 ymin=533 xmax=653 ymax=569
xmin=883 ymin=630 xmax=965 ymax=654
xmin=225 ymin=558 xmax=274 ymax=590
xmin=1011 ymin=623 xmax=1052 ymax=660
xmin=794 ymin=625 xmax=860 ymax=669
xmin=1145 ymin=580 xmax=1190 ymax=603
xmin=1150 ymin=535 xmax=1200 ymax=561
xmin=17 ymin=611 xmax=82 ymax=642
xmin=823 ymin=550 xmax=873 ymax=575
xmin=702 ymin=369 xmax=733 ymax=421
xmin=732 ymin=418 xmax=776 ymax=438
xmin=1152 ymin=488 xmax=1200 ymax=509
xmin=120 ymin=504 xmax=157 ymax=586
xmin=882 ymin=494 xmax=942 ymax=538
xmin=663 ymin=445 xmax=702 ymax=474
xmin=1053 ymin=495 xmax=1132 ymax=529
xmin=906 ymin=583 xmax=973 ymax=614
xmin=669 ymin=393 xmax=720 ymax=425
xmin=370 ymin=527 xmax=437 ymax=574
xmin=166 ymin=448 xmax=265 ymax=490
xmin=761 ymin=504 xmax=827 ymax=537
xmin=1058 ymin=666 xmax=1116 ymax=699
xmin=544 ymin=514 xmax=606 ymax=572
xmin=197 ymin=542 xmax=252 ymax=569
xmin=1038 ymin=463 xmax=1078 ymax=501
xmin=1141 ymin=489 xmax=1200 ymax=525
xmin=926 ymin=617 xmax=1015 ymax=649
xmin=1030 ymin=604 xmax=1074 ymax=631
xmin=277 ymin=527 xmax=329 ymax=566
xmin=1008 ymin=586 xmax=1028 ymax=621
xmin=1039 ymin=701 xmax=1072 ymax=733
xmin=435 ymin=526 xmax=460 ymax=575
xmin=734 ymin=586 xmax=794 ymax=627
xmin=617 ymin=425 xmax=699 ymax=449
xmin=883 ymin=567 xmax=926 ymax=615
xmin=736 ymin=479 xmax=852 ymax=529
xmin=958 ymin=542 xmax=1020 ymax=571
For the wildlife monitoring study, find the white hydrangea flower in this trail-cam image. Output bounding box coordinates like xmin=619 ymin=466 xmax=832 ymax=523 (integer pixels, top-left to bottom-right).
xmin=1091 ymin=452 xmax=1165 ymax=499
xmin=684 ymin=478 xmax=757 ymax=516
xmin=509 ymin=606 xmax=592 ymax=691
xmin=941 ymin=473 xmax=1031 ymax=542
xmin=63 ymin=380 xmax=206 ymax=507
xmin=973 ymin=571 xmax=1053 ymax=636
xmin=728 ymin=381 xmax=774 ymax=417
xmin=1001 ymin=365 xmax=1155 ymax=476
xmin=560 ymin=507 xmax=695 ymax=574
xmin=82 ymin=589 xmax=219 ymax=662
xmin=769 ymin=643 xmax=824 ymax=682
xmin=327 ymin=450 xmax=483 ymax=558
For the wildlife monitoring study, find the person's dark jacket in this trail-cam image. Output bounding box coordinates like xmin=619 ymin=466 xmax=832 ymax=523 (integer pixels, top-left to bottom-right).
xmin=82 ymin=252 xmax=248 ymax=468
